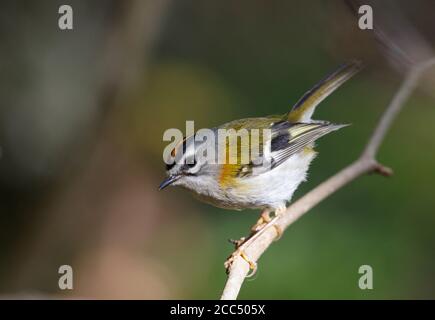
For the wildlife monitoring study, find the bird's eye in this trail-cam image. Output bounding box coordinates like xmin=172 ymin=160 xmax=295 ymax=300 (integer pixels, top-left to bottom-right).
xmin=187 ymin=160 xmax=196 ymax=168
xmin=166 ymin=162 xmax=176 ymax=171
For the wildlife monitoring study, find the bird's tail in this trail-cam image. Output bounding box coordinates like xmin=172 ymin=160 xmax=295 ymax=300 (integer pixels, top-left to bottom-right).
xmin=287 ymin=60 xmax=363 ymax=123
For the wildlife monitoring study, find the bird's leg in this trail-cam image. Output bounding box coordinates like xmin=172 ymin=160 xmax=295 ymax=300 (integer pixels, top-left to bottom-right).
xmin=225 ymin=208 xmax=285 ymax=276
xmin=250 ymin=207 xmax=284 ymax=239
xmin=228 ymin=237 xmax=246 ymax=248
xmin=231 ymin=207 xmax=284 ymax=250
xmin=250 ymin=209 xmax=272 ymax=233
xmin=271 ymin=206 xmax=285 ymax=240
xmin=228 ymin=209 xmax=271 ymax=250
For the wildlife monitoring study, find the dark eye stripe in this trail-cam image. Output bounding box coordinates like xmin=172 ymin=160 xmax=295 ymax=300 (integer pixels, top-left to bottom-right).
xmin=186 ymin=159 xmax=197 ymax=168
xmin=166 ymin=162 xmax=176 ymax=171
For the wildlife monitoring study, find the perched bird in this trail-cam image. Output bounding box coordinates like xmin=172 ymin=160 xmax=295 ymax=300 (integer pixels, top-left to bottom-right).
xmin=160 ymin=61 xmax=362 ymax=232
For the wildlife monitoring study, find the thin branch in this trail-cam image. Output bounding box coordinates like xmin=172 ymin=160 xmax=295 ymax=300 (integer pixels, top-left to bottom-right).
xmin=221 ymin=58 xmax=435 ymax=300
xmin=362 ymin=59 xmax=435 ymax=159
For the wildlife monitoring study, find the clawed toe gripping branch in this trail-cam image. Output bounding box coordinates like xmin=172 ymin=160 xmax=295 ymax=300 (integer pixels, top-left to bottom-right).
xmin=221 ymin=58 xmax=435 ymax=300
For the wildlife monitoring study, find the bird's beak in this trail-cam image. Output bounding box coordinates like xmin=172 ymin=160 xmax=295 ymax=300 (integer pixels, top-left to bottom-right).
xmin=158 ymin=175 xmax=180 ymax=190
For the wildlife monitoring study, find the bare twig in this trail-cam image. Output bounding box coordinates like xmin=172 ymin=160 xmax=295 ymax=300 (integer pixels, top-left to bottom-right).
xmin=221 ymin=57 xmax=435 ymax=300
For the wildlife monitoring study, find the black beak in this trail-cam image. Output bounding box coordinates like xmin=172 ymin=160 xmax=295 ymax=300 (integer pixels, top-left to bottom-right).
xmin=158 ymin=175 xmax=180 ymax=190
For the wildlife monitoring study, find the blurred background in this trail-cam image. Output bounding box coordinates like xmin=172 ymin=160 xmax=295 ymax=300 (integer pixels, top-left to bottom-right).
xmin=0 ymin=0 xmax=434 ymax=299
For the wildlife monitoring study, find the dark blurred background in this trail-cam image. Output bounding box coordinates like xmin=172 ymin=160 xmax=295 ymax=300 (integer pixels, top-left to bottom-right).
xmin=0 ymin=0 xmax=434 ymax=299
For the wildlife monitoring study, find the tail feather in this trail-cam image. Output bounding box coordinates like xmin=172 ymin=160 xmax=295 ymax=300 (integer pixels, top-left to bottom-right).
xmin=287 ymin=60 xmax=363 ymax=123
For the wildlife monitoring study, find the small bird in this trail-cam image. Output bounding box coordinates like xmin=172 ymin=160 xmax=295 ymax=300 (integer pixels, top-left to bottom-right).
xmin=160 ymin=61 xmax=362 ymax=233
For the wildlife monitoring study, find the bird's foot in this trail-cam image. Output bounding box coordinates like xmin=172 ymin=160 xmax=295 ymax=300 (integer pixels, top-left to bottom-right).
xmin=228 ymin=237 xmax=246 ymax=248
xmin=251 ymin=208 xmax=283 ymax=241
xmin=250 ymin=210 xmax=272 ymax=233
xmin=227 ymin=210 xmax=272 ymax=252
xmin=224 ymin=248 xmax=257 ymax=277
xmin=271 ymin=206 xmax=285 ymax=241
xmin=224 ymin=208 xmax=285 ymax=275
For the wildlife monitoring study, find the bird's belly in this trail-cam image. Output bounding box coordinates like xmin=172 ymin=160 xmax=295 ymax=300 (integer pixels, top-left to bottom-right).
xmin=232 ymin=151 xmax=316 ymax=209
xmin=195 ymin=150 xmax=316 ymax=211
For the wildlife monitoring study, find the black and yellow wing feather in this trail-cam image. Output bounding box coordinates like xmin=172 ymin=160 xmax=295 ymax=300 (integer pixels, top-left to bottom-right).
xmin=269 ymin=121 xmax=347 ymax=168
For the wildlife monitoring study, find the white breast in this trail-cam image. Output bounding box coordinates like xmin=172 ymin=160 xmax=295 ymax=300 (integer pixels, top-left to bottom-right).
xmin=233 ymin=150 xmax=317 ymax=210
